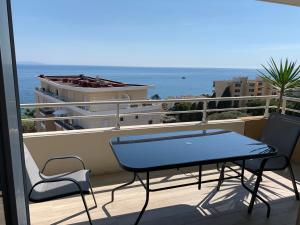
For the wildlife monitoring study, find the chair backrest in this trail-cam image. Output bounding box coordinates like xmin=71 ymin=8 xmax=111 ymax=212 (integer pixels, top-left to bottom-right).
xmin=261 ymin=113 xmax=300 ymax=159
xmin=23 ymin=144 xmax=42 ymax=194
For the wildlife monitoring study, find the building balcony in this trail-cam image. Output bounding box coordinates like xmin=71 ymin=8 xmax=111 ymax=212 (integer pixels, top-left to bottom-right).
xmin=35 ymin=88 xmax=162 ymax=115
xmin=21 ymin=95 xmax=300 ymax=224
xmin=23 ymin=114 xmax=300 ymax=225
xmin=35 ymin=89 xmax=68 ymax=104
xmin=55 ymin=120 xmax=84 ymax=130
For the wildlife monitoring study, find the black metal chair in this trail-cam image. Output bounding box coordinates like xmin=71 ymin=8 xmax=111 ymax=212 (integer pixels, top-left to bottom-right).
xmin=24 ymin=144 xmax=97 ymax=224
xmin=218 ymin=113 xmax=300 ymax=216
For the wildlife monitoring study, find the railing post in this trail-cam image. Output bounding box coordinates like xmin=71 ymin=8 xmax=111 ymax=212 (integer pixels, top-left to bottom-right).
xmin=202 ymin=100 xmax=207 ymax=123
xmin=115 ymin=103 xmax=120 ymax=129
xmin=264 ymin=98 xmax=270 ymax=118
xmin=281 ymin=98 xmax=287 ymax=115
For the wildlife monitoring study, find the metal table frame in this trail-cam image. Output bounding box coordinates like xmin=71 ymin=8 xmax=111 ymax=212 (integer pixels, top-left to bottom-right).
xmin=111 ymin=159 xmax=271 ymax=225
xmin=109 ymin=130 xmax=277 ymax=225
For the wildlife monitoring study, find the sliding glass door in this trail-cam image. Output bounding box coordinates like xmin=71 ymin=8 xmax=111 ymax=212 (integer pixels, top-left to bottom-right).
xmin=0 ymin=0 xmax=30 ymax=224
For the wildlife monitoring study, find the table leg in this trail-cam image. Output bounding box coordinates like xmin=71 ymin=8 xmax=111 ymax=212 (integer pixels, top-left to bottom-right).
xmin=198 ymin=165 xmax=202 ymax=190
xmin=135 ymin=172 xmax=150 ymax=225
xmin=111 ymin=172 xmax=136 ymax=202
xmin=217 ymin=163 xmax=225 ymax=190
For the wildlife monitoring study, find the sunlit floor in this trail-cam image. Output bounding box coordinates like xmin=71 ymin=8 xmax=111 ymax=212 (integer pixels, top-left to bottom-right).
xmin=29 ymin=164 xmax=300 ymax=225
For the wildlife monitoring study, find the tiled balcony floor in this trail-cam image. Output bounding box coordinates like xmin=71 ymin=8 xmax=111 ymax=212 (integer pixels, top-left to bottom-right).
xmin=29 ymin=164 xmax=300 ymax=225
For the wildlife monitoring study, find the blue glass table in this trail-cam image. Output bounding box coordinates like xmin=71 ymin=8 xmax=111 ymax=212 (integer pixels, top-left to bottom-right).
xmin=110 ymin=129 xmax=277 ymax=224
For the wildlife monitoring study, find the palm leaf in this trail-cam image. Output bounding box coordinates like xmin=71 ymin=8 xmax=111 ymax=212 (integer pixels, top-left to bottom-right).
xmin=258 ymin=58 xmax=300 ymax=111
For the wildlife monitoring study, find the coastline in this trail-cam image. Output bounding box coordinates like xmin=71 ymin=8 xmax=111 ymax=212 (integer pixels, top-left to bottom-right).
xmin=17 ymin=64 xmax=259 ymax=104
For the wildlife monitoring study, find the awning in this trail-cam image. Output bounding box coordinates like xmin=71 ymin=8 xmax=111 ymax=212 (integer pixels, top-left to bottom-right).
xmin=261 ymin=0 xmax=300 ymax=7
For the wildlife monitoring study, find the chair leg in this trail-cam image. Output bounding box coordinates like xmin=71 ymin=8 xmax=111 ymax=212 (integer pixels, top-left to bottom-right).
xmin=287 ymin=163 xmax=300 ymax=200
xmin=88 ymin=180 xmax=98 ymax=207
xmin=248 ymin=170 xmax=263 ymax=215
xmin=217 ymin=163 xmax=226 ymax=190
xmin=80 ymin=193 xmax=93 ymax=225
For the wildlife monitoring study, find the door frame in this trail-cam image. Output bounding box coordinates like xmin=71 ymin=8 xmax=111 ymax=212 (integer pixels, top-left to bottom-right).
xmin=0 ymin=0 xmax=30 ymax=224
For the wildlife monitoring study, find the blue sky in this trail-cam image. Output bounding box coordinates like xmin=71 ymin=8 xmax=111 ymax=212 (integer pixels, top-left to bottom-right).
xmin=12 ymin=0 xmax=300 ymax=68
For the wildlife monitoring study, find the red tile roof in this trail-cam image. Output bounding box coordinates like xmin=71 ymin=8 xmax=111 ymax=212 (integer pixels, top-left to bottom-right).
xmin=38 ymin=74 xmax=145 ymax=88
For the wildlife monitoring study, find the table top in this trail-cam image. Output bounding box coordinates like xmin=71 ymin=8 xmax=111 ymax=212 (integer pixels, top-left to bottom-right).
xmin=110 ymin=129 xmax=277 ymax=172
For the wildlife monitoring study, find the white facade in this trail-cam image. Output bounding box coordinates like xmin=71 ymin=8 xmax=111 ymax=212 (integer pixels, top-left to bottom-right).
xmin=35 ymin=75 xmax=162 ymax=131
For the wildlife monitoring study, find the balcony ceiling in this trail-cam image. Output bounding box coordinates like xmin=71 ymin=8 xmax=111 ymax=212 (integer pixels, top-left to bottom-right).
xmin=260 ymin=0 xmax=300 ymax=6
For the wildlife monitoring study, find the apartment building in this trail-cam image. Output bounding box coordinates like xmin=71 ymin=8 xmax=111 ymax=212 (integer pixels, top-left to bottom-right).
xmin=35 ymin=74 xmax=162 ymax=131
xmin=213 ymin=76 xmax=278 ymax=98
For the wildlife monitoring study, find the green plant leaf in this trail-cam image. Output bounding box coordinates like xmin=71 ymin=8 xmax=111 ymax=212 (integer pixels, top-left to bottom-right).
xmin=258 ymin=58 xmax=300 ymax=111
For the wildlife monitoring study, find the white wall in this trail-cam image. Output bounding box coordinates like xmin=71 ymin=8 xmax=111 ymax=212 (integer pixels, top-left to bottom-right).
xmin=23 ymin=119 xmax=245 ymax=176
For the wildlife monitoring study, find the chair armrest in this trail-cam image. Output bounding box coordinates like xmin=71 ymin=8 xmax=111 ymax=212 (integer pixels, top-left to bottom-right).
xmin=239 ymin=154 xmax=289 ymax=172
xmin=41 ymin=156 xmax=86 ymax=174
xmin=260 ymin=154 xmax=289 ymax=168
xmin=29 ymin=177 xmax=83 ymax=200
xmin=261 ymin=154 xmax=288 ymax=161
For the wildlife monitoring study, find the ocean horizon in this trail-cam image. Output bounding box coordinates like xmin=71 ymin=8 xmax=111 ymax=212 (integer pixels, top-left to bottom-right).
xmin=17 ymin=64 xmax=259 ymax=104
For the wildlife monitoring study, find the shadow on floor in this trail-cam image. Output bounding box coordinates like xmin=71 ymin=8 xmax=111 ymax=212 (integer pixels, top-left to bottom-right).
xmin=47 ymin=167 xmax=300 ymax=225
xmin=52 ymin=180 xmax=297 ymax=225
xmin=70 ymin=204 xmax=229 ymax=225
xmin=70 ymin=196 xmax=297 ymax=225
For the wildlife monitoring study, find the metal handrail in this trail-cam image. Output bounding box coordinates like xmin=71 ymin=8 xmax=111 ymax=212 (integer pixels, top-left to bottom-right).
xmin=21 ymin=95 xmax=277 ymax=109
xmin=281 ymin=96 xmax=300 ymax=115
xmin=22 ymin=106 xmax=277 ymax=122
xmin=283 ymin=96 xmax=300 ymax=103
xmin=20 ymin=95 xmax=300 ymax=130
xmin=285 ymin=108 xmax=300 ymax=114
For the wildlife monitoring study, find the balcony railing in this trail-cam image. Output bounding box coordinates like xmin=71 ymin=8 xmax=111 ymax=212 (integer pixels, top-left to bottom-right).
xmin=35 ymin=88 xmax=162 ymax=113
xmin=54 ymin=120 xmax=84 ymax=130
xmin=21 ymin=95 xmax=300 ymax=130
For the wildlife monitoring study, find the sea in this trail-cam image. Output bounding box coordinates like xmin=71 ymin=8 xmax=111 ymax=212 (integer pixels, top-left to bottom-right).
xmin=17 ymin=64 xmax=259 ymax=104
